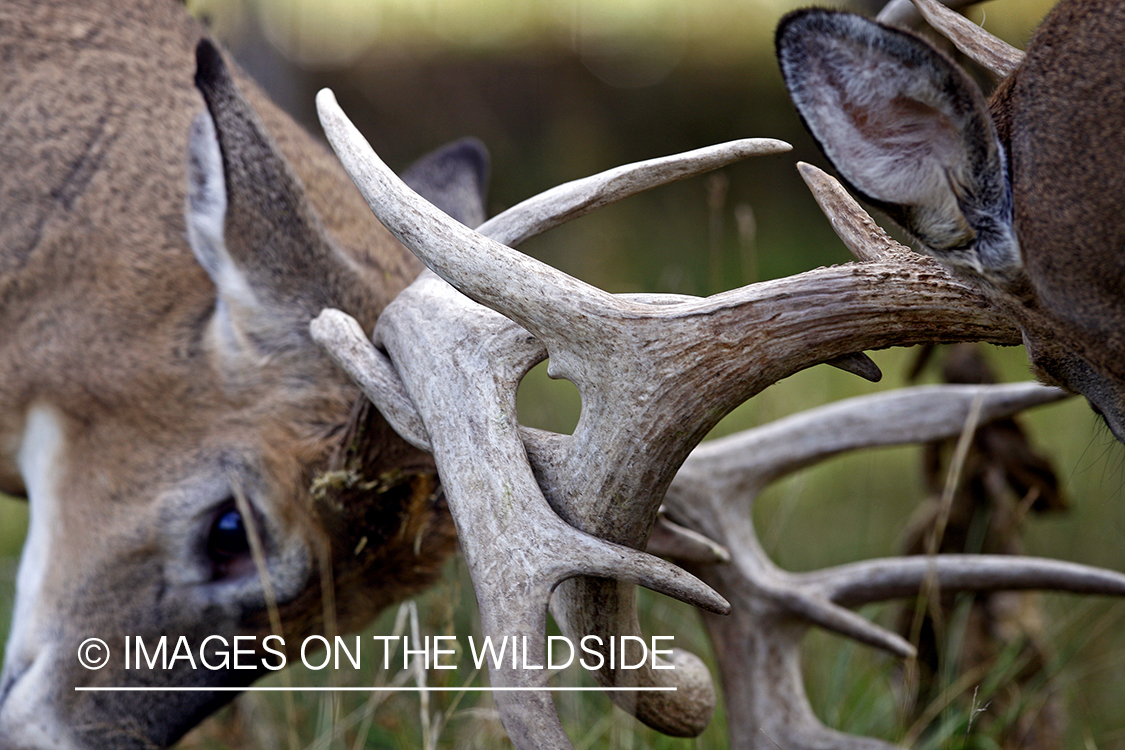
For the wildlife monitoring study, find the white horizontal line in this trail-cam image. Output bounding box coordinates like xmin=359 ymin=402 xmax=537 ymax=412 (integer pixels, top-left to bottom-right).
xmin=75 ymin=686 xmax=677 ymax=693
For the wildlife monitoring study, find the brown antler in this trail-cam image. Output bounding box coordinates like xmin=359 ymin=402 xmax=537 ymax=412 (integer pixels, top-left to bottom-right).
xmin=875 ymin=0 xmax=1023 ymax=78
xmin=908 ymin=0 xmax=1024 ymax=77
xmin=646 ymin=161 xmax=1125 ymax=748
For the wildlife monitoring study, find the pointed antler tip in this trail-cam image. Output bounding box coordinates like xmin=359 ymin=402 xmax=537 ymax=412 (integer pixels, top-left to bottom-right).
xmin=796 ymin=161 xmax=837 ymax=190
xmin=826 ymin=352 xmax=883 ymax=382
xmin=757 ymin=138 xmax=794 ymax=154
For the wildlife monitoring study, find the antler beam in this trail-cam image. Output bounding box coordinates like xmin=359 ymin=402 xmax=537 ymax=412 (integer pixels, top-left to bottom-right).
xmin=662 ymin=383 xmax=1125 ymax=749
xmin=312 ymin=85 xmax=1052 ymax=747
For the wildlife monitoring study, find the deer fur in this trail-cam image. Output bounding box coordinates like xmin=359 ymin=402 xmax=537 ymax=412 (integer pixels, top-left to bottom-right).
xmin=0 ymin=1 xmax=483 ymax=746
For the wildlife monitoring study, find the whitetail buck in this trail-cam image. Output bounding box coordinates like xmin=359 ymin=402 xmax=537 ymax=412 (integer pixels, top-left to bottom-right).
xmin=0 ymin=0 xmax=478 ymax=746
xmin=3 ymin=0 xmax=1125 ymax=749
xmin=777 ymin=0 xmax=1125 ymax=441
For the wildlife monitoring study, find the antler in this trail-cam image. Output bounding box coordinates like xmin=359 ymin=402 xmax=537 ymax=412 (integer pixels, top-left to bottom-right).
xmin=877 ymin=0 xmax=1024 ymax=78
xmin=310 ymin=86 xmax=1055 ymax=748
xmin=660 ymin=381 xmax=1125 ymax=750
xmin=645 ymin=142 xmax=1125 ymax=749
xmin=877 ymin=0 xmax=980 ymax=26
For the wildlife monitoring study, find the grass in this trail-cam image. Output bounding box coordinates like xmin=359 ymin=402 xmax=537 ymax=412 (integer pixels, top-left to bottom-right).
xmin=177 ymin=567 xmax=732 ymax=750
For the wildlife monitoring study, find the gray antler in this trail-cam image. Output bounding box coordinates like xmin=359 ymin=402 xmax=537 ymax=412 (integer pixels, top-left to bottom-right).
xmin=643 ymin=151 xmax=1125 ymax=748
xmin=311 ymin=86 xmax=1047 ymax=747
xmin=661 ymin=382 xmax=1125 ymax=749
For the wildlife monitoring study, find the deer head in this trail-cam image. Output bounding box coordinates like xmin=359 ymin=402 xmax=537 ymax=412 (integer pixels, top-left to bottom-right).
xmin=776 ymin=0 xmax=1125 ymax=442
xmin=0 ymin=0 xmax=477 ymax=745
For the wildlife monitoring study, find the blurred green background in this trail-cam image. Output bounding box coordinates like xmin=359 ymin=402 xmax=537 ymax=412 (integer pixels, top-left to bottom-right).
xmin=2 ymin=0 xmax=1123 ymax=747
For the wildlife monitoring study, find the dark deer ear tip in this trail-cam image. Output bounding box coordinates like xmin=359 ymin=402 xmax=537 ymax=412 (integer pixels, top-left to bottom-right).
xmin=777 ymin=8 xmax=843 ymax=33
xmin=775 ymin=8 xmax=807 ymax=45
xmin=194 ymin=38 xmax=228 ymax=93
xmin=446 ymin=137 xmax=491 ymax=185
xmin=775 ymin=8 xmax=845 ymax=60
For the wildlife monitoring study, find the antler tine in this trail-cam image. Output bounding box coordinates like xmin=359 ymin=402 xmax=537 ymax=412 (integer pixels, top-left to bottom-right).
xmin=656 ymin=381 xmax=1115 ymax=749
xmin=797 ymin=162 xmax=911 ymax=263
xmin=826 ymin=352 xmax=884 ymax=382
xmin=807 ymin=555 xmax=1125 ymax=607
xmin=476 ymin=137 xmax=791 ymax=248
xmin=647 ymin=513 xmax=731 ymax=565
xmin=310 ymin=308 xmax=432 ymax=452
xmin=318 ymin=87 xmax=635 ymax=342
xmin=876 ymin=0 xmax=979 ymax=28
xmin=909 ymin=0 xmax=1024 ymax=78
xmin=769 ymin=580 xmax=916 ymax=658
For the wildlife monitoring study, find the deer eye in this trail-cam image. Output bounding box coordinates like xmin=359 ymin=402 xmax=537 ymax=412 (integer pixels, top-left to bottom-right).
xmin=206 ymin=503 xmax=252 ymax=578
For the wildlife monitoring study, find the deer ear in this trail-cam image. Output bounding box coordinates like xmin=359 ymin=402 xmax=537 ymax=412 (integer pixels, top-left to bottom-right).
xmin=185 ymin=109 xmax=251 ymax=351
xmin=776 ymin=10 xmax=1021 ymax=284
xmin=186 ymin=39 xmax=372 ymax=361
xmin=402 ymin=137 xmax=490 ymax=229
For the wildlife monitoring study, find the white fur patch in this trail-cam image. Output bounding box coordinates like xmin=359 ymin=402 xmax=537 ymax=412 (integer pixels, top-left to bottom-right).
xmin=0 ymin=405 xmax=79 ymax=749
xmin=185 ymin=112 xmax=229 ymax=279
xmin=6 ymin=407 xmax=65 ymax=665
xmin=0 ymin=649 xmax=81 ymax=750
xmin=185 ymin=111 xmax=261 ymax=357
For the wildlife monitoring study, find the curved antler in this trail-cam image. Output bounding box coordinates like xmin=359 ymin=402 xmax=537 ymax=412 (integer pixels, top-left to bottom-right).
xmin=907 ymin=0 xmax=1024 ymax=77
xmin=312 ymin=87 xmax=1042 ymax=746
xmin=661 ymin=382 xmax=1125 ymax=750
